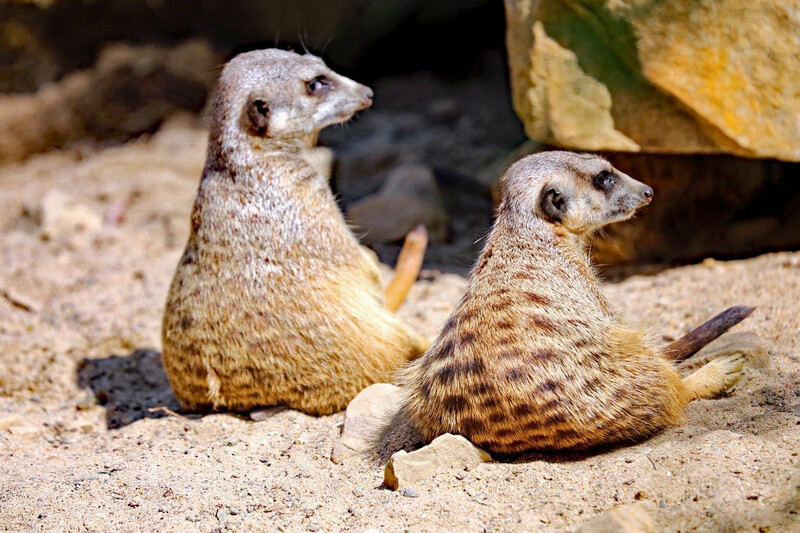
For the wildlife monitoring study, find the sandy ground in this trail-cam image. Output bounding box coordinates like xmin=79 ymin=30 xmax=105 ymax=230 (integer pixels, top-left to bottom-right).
xmin=0 ymin=120 xmax=798 ymax=532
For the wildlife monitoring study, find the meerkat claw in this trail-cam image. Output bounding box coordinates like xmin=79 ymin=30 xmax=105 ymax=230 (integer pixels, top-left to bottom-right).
xmin=684 ymin=351 xmax=747 ymax=400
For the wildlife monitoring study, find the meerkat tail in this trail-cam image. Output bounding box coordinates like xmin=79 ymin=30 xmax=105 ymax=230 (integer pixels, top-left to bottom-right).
xmin=384 ymin=224 xmax=428 ymax=312
xmin=664 ymin=306 xmax=756 ymax=362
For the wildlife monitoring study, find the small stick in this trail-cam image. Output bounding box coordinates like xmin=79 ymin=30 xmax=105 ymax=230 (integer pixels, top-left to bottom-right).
xmin=147 ymin=406 xmax=190 ymax=420
xmin=664 ymin=306 xmax=756 ymax=362
xmin=384 ymin=224 xmax=428 ymax=312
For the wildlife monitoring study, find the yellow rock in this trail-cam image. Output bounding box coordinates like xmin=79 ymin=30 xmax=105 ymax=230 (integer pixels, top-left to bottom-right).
xmin=383 ymin=433 xmax=492 ymax=490
xmin=505 ymin=0 xmax=800 ymax=161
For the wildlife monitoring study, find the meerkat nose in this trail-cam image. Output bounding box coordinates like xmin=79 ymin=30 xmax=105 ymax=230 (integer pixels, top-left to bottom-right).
xmin=364 ymin=87 xmax=374 ymax=102
xmin=642 ymin=186 xmax=654 ymax=204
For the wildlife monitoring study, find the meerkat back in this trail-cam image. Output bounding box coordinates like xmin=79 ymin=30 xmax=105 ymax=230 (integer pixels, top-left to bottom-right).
xmin=401 ymin=151 xmax=751 ymax=454
xmin=162 ymin=49 xmax=428 ymax=416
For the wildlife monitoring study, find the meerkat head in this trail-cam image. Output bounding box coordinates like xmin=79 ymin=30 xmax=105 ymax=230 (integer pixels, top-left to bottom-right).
xmin=499 ymin=151 xmax=653 ymax=235
xmin=210 ymin=48 xmax=373 ymax=152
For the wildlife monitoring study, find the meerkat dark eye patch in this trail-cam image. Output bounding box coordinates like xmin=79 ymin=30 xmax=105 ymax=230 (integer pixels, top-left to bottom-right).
xmin=246 ymin=98 xmax=270 ymax=136
xmin=306 ymin=75 xmax=333 ymax=96
xmin=540 ymin=187 xmax=568 ymax=223
xmin=593 ymin=170 xmax=617 ymax=192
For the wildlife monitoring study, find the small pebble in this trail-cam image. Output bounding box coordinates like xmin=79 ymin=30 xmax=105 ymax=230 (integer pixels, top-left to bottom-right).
xmin=455 ymin=471 xmax=466 ymax=480
xmin=402 ymin=487 xmax=419 ymax=498
xmin=249 ymin=405 xmax=287 ymax=421
xmin=352 ymin=488 xmax=364 ymax=498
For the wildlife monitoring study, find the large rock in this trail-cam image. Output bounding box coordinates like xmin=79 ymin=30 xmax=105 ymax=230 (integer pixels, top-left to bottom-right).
xmin=505 ymin=0 xmax=800 ymax=161
xmin=346 ymin=165 xmax=448 ymax=245
xmin=331 ymin=383 xmax=403 ymax=464
xmin=383 ymin=433 xmax=492 ymax=490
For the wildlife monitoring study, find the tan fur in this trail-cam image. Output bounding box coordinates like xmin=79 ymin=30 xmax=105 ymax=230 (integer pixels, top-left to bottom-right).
xmin=400 ymin=151 xmax=745 ymax=454
xmin=162 ymin=49 xmax=428 ymax=415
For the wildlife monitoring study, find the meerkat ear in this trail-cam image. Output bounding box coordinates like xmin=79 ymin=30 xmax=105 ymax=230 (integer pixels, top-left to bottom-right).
xmin=246 ymin=98 xmax=270 ymax=136
xmin=540 ymin=187 xmax=568 ymax=223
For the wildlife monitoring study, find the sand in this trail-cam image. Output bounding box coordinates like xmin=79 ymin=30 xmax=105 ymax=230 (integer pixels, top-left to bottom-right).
xmin=0 ymin=120 xmax=798 ymax=532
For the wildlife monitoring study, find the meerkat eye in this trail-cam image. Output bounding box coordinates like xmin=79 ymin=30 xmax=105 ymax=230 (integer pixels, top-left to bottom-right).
xmin=593 ymin=170 xmax=616 ymax=192
xmin=253 ymin=99 xmax=269 ymax=116
xmin=306 ymin=75 xmax=333 ymax=96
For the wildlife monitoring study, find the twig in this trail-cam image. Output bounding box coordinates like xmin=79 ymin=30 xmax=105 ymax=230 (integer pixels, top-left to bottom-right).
xmin=147 ymin=406 xmax=190 ymax=420
xmin=384 ymin=224 xmax=428 ymax=312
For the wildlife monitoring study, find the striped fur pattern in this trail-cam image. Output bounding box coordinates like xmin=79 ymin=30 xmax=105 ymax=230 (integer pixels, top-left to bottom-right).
xmin=400 ymin=152 xmax=745 ymax=453
xmin=162 ymin=50 xmax=428 ymax=415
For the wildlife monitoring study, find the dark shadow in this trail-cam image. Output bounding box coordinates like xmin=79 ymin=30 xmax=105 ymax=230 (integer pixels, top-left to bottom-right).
xmin=371 ymin=403 xmax=426 ymax=465
xmin=369 ymin=166 xmax=496 ymax=277
xmin=77 ymin=349 xmax=186 ymax=429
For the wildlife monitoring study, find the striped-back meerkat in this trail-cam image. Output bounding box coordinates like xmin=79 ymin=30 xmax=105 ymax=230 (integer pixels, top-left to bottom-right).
xmin=162 ymin=49 xmax=428 ymax=415
xmin=400 ymin=151 xmax=753 ymax=454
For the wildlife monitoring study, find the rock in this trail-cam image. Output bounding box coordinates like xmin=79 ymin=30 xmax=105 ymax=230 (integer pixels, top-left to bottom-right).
xmin=379 ymin=165 xmax=440 ymax=200
xmin=249 ymin=405 xmax=288 ymax=421
xmin=679 ymin=331 xmax=770 ymax=372
xmin=0 ymin=415 xmax=43 ymax=439
xmin=526 ymin=22 xmax=639 ymax=152
xmin=331 ymin=383 xmax=402 ymax=464
xmin=346 ymin=165 xmax=448 ymax=245
xmin=401 ymin=487 xmax=419 ymax=498
xmin=505 ymin=1 xmax=800 ymax=161
xmin=37 ymin=190 xmax=103 ymax=239
xmin=575 ymin=503 xmax=656 ymax=533
xmin=383 ymin=433 xmax=492 ymax=491
xmin=0 ymin=414 xmax=24 ymax=432
xmin=0 ymin=39 xmax=217 ymax=163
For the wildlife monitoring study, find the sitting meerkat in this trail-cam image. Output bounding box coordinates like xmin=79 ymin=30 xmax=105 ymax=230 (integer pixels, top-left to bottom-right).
xmin=400 ymin=151 xmax=755 ymax=454
xmin=162 ymin=49 xmax=429 ymax=415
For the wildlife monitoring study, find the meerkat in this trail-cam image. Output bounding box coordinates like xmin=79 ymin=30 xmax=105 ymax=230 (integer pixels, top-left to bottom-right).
xmin=162 ymin=49 xmax=429 ymax=415
xmin=399 ymin=151 xmax=755 ymax=454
